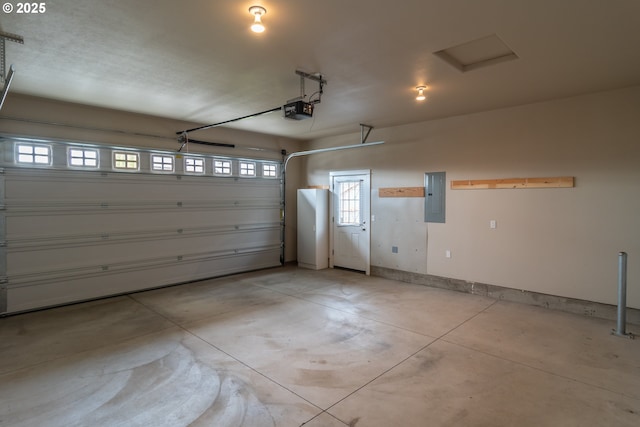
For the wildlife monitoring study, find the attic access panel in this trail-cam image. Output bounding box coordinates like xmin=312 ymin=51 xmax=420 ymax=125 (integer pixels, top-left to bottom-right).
xmin=434 ymin=34 xmax=518 ymax=72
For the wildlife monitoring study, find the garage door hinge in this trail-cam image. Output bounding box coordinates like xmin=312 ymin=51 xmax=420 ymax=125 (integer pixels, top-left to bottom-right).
xmin=0 ymin=276 xmax=8 ymax=284
xmin=0 ymin=240 xmax=6 ymax=247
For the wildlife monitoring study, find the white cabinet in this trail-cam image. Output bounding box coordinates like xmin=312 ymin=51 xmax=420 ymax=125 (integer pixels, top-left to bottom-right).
xmin=297 ymin=189 xmax=329 ymax=270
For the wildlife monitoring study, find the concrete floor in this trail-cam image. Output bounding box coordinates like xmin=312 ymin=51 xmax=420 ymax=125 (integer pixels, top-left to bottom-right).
xmin=1 ymin=266 xmax=639 ymax=426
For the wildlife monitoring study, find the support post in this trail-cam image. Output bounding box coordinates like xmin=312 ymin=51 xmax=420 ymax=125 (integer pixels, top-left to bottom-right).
xmin=612 ymin=252 xmax=634 ymax=339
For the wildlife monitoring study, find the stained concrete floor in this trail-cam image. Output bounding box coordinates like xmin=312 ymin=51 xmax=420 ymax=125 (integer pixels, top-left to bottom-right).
xmin=1 ymin=266 xmax=639 ymax=426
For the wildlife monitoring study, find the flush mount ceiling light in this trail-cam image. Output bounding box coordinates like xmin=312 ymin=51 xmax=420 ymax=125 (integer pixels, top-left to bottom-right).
xmin=415 ymin=86 xmax=426 ymax=101
xmin=249 ymin=6 xmax=267 ymax=33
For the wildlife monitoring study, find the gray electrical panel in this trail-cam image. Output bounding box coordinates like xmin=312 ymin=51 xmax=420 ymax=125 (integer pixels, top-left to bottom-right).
xmin=424 ymin=172 xmax=446 ymax=223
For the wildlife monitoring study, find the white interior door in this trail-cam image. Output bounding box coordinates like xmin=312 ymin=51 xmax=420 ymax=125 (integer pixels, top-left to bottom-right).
xmin=330 ymin=170 xmax=370 ymax=274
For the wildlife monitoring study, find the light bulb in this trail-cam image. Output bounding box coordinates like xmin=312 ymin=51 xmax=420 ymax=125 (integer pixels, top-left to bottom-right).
xmin=249 ymin=6 xmax=266 ymax=33
xmin=416 ymin=86 xmax=426 ymax=101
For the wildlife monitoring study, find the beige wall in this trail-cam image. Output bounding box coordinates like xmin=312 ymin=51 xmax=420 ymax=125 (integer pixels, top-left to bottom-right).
xmin=301 ymin=86 xmax=640 ymax=308
xmin=0 ymin=94 xmax=305 ymax=262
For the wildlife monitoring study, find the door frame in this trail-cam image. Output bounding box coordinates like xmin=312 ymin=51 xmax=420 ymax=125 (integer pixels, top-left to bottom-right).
xmin=329 ymin=169 xmax=371 ymax=275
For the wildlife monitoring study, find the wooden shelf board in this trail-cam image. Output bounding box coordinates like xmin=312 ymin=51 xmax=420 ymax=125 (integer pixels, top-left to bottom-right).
xmin=451 ymin=176 xmax=574 ymax=190
xmin=379 ymin=187 xmax=425 ymax=197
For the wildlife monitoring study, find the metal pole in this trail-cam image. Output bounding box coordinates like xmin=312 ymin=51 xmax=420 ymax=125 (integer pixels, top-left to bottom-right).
xmin=612 ymin=252 xmax=634 ymax=338
xmin=616 ymin=252 xmax=627 ymax=335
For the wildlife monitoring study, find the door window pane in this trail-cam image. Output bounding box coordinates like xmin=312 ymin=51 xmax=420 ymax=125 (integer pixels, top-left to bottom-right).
xmin=338 ymin=180 xmax=362 ymax=225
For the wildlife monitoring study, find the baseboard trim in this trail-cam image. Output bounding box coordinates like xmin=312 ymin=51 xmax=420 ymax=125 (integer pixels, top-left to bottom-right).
xmin=371 ymin=266 xmax=640 ymax=326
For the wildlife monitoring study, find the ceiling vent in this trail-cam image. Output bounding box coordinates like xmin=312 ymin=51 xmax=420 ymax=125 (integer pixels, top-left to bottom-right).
xmin=434 ymin=34 xmax=518 ymax=72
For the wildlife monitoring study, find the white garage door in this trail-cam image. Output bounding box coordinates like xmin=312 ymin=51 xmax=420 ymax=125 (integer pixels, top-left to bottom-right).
xmin=0 ymin=137 xmax=283 ymax=315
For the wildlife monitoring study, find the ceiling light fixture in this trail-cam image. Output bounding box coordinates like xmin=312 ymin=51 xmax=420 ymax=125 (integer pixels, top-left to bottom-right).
xmin=416 ymin=86 xmax=426 ymax=101
xmin=249 ymin=6 xmax=267 ymax=33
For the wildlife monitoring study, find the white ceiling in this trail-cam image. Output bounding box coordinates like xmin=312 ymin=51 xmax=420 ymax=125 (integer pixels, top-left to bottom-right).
xmin=2 ymin=0 xmax=640 ymax=140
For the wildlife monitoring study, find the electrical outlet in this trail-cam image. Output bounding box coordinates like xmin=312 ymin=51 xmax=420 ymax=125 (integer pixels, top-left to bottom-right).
xmin=392 ymin=246 xmax=398 ymax=254
xmin=445 ymin=250 xmax=451 ymax=258
xmin=490 ymin=220 xmax=497 ymax=229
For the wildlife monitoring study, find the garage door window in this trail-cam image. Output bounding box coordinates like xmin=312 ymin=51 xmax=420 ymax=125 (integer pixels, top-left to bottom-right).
xmin=69 ymin=148 xmax=99 ymax=168
xmin=239 ymin=161 xmax=256 ymax=177
xmin=16 ymin=143 xmax=52 ymax=165
xmin=113 ymin=152 xmax=139 ymax=170
xmin=151 ymin=154 xmax=174 ymax=172
xmin=263 ymin=163 xmax=277 ymax=178
xmin=184 ymin=157 xmax=205 ymax=174
xmin=214 ymin=159 xmax=232 ymax=176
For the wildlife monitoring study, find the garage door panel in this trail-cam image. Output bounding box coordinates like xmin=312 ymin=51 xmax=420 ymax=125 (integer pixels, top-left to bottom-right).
xmin=7 ymin=228 xmax=281 ymax=275
xmin=1 ymin=137 xmax=283 ymax=315
xmin=5 ymin=169 xmax=281 ymax=201
xmin=6 ymin=248 xmax=281 ymax=313
xmin=6 ymin=208 xmax=281 ymax=238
